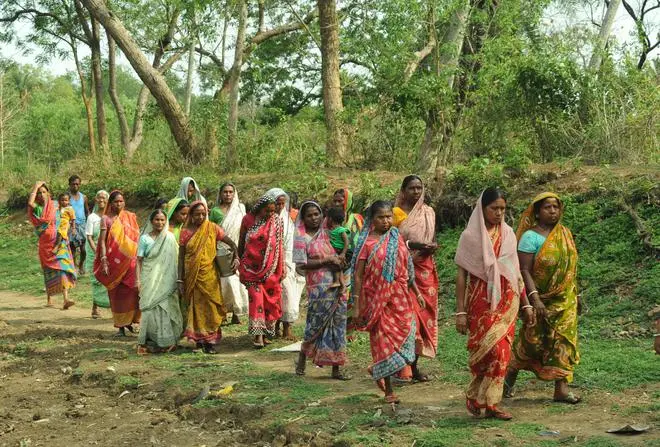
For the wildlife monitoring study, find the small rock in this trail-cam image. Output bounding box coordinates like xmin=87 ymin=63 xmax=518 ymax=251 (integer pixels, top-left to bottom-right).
xmin=106 ymin=366 xmax=116 ymax=373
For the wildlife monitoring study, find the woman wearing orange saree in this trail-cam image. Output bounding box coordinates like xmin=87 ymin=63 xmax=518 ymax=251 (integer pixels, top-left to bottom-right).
xmin=455 ymin=188 xmax=534 ymax=420
xmin=27 ymin=181 xmax=77 ymax=309
xmin=178 ymin=201 xmax=238 ymax=354
xmin=95 ymin=191 xmax=141 ymax=336
xmin=504 ymin=192 xmax=581 ymax=404
xmin=392 ymin=175 xmax=438 ymax=382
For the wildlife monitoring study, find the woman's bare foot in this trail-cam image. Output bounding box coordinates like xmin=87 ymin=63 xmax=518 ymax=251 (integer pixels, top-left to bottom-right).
xmin=62 ymin=300 xmax=75 ymax=310
xmin=553 ymin=380 xmax=581 ymax=404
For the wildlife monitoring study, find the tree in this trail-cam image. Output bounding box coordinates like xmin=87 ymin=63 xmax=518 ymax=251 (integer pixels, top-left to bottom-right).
xmin=0 ymin=67 xmax=20 ymax=169
xmin=317 ymin=0 xmax=347 ymax=165
xmin=80 ymin=0 xmax=199 ymax=161
xmin=588 ymin=0 xmax=622 ymax=71
xmin=621 ymin=0 xmax=660 ymax=69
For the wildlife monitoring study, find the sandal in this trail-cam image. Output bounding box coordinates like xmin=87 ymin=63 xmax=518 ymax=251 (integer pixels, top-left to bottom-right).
xmin=412 ymin=373 xmax=431 ymax=383
xmin=162 ymin=345 xmax=177 ymax=353
xmin=466 ymin=399 xmax=481 ymax=417
xmin=553 ymin=392 xmax=581 ymax=404
xmin=125 ymin=325 xmax=136 ymax=334
xmin=331 ymin=372 xmax=352 ymax=381
xmin=253 ymin=342 xmax=265 ymax=349
xmin=136 ymin=345 xmax=149 ymax=355
xmin=62 ymin=300 xmax=75 ymax=310
xmin=485 ymin=407 xmax=513 ymax=420
xmin=203 ymin=344 xmax=218 ymax=355
xmin=91 ymin=312 xmax=102 ymax=319
xmin=385 ymin=394 xmax=400 ymax=404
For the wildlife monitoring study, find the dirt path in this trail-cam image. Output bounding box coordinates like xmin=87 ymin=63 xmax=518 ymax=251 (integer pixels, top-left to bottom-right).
xmin=0 ymin=290 xmax=657 ymax=446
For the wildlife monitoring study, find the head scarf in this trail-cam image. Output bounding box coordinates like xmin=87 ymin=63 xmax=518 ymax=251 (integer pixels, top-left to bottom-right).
xmin=165 ymin=197 xmax=189 ymax=222
xmin=293 ymin=201 xmax=327 ymax=265
xmin=177 ymin=177 xmax=206 ymax=208
xmin=93 ymin=190 xmax=109 ymax=214
xmin=516 ymin=192 xmax=563 ymax=240
xmin=214 ymin=182 xmax=235 ymax=208
xmin=454 ymin=191 xmax=521 ymax=311
xmin=251 ymin=193 xmax=276 ymax=215
xmin=394 ymin=176 xmax=435 ymax=245
xmin=214 ymin=182 xmax=245 ymax=242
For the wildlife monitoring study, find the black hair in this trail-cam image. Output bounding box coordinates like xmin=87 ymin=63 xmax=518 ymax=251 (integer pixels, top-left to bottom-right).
xmin=533 ymin=196 xmax=561 ymax=216
xmin=153 ymin=198 xmax=168 ymax=210
xmin=481 ymin=187 xmax=506 ymax=208
xmin=109 ymin=191 xmax=123 ymax=203
xmin=369 ymin=200 xmax=392 ymax=217
xmin=189 ymin=202 xmax=206 ymax=215
xmin=174 ymin=199 xmax=189 ymax=213
xmin=333 ymin=189 xmax=345 ymax=196
xmin=301 ymin=202 xmax=321 ymax=218
xmin=327 ymin=207 xmax=345 ymax=225
xmin=68 ymin=175 xmax=81 ymax=184
xmin=401 ymin=174 xmax=423 ymax=191
xmin=57 ymin=192 xmax=70 ymax=201
xmin=149 ymin=208 xmax=167 ymax=221
xmin=289 ymin=192 xmax=299 ymax=209
xmin=219 ymin=182 xmax=235 ymax=193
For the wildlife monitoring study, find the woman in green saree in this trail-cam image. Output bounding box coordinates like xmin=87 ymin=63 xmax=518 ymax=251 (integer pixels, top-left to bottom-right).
xmin=166 ymin=198 xmax=190 ymax=242
xmin=85 ymin=190 xmax=110 ymax=318
xmin=135 ymin=209 xmax=183 ymax=354
xmin=504 ymin=192 xmax=581 ymax=404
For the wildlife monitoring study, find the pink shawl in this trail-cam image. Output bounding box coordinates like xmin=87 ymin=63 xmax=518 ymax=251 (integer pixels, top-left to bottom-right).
xmin=395 ymin=183 xmax=435 ymax=245
xmin=454 ymin=191 xmax=521 ymax=311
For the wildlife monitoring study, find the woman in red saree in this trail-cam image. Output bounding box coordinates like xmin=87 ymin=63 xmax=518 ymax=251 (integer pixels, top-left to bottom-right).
xmin=392 ymin=175 xmax=438 ymax=382
xmin=95 ymin=191 xmax=141 ymax=336
xmin=178 ymin=201 xmax=238 ymax=354
xmin=454 ymin=188 xmax=535 ymax=420
xmin=238 ymin=194 xmax=284 ymax=348
xmin=352 ymin=201 xmax=422 ymax=404
xmin=27 ymin=181 xmax=77 ymax=309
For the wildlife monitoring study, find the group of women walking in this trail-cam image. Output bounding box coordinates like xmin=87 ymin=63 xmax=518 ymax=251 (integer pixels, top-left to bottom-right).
xmin=27 ymin=175 xmax=580 ymax=420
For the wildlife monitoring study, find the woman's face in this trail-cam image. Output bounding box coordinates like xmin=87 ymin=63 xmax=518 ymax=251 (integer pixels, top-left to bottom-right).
xmin=275 ymin=195 xmax=286 ymax=214
xmin=191 ymin=205 xmax=206 ymax=226
xmin=221 ymin=185 xmax=234 ymax=205
xmin=151 ymin=213 xmax=167 ymax=232
xmin=332 ymin=193 xmax=345 ymax=208
xmin=537 ymin=198 xmax=561 ymax=226
xmin=35 ymin=186 xmax=49 ymax=206
xmin=303 ymin=205 xmax=322 ymax=231
xmin=257 ymin=203 xmax=276 ymax=220
xmin=483 ymin=198 xmax=506 ymax=227
xmin=187 ymin=182 xmax=196 ymax=199
xmin=95 ymin=195 xmax=107 ymax=212
xmin=173 ymin=206 xmax=189 ymax=225
xmin=403 ymin=178 xmax=423 ymax=204
xmin=110 ymin=194 xmax=125 ymax=213
xmin=372 ymin=208 xmax=393 ymax=233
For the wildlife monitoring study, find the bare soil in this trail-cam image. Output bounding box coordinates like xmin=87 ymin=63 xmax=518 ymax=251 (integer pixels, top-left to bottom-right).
xmin=0 ymin=290 xmax=657 ymax=446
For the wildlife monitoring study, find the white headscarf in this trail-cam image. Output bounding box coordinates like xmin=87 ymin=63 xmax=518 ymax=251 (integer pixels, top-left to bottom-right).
xmin=177 ymin=177 xmax=206 ymax=208
xmin=216 ymin=183 xmax=246 ymax=244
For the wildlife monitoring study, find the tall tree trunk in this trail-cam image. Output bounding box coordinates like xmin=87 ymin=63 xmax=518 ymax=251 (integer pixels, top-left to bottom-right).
xmin=225 ymin=0 xmax=248 ymax=170
xmin=589 ymin=0 xmax=621 ymax=71
xmin=317 ymin=0 xmax=347 ymax=165
xmin=184 ymin=41 xmax=195 ymax=116
xmin=83 ymin=0 xmax=198 ymax=161
xmin=417 ymin=0 xmax=470 ymax=173
xmin=90 ymin=17 xmax=108 ymax=153
xmin=72 ymin=43 xmax=96 ymax=155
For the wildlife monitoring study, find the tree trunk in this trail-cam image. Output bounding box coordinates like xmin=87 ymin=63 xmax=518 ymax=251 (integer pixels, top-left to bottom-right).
xmin=225 ymin=0 xmax=248 ymax=170
xmin=72 ymin=43 xmax=96 ymax=155
xmin=317 ymin=0 xmax=347 ymax=165
xmin=90 ymin=17 xmax=108 ymax=153
xmin=417 ymin=0 xmax=470 ymax=173
xmin=184 ymin=41 xmax=195 ymax=116
xmin=588 ymin=0 xmax=621 ymax=71
xmin=82 ymin=0 xmax=198 ymax=162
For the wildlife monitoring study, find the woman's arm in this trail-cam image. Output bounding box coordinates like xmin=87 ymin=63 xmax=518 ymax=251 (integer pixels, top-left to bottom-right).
xmin=27 ymin=181 xmax=43 ymax=209
xmin=296 ymin=257 xmax=338 ymax=271
xmin=98 ymin=227 xmax=108 ymax=275
xmin=135 ymin=257 xmax=143 ymax=292
xmin=455 ymin=266 xmax=468 ymax=334
xmin=238 ymin=227 xmax=246 ymax=259
xmin=86 ymin=235 xmax=97 ymax=252
xmin=352 ymin=259 xmax=366 ymax=318
xmin=177 ymin=245 xmax=186 ymax=297
xmin=519 ymin=251 xmax=545 ymax=319
xmin=339 ymin=232 xmax=349 ymax=258
xmin=220 ymin=235 xmax=238 ymax=255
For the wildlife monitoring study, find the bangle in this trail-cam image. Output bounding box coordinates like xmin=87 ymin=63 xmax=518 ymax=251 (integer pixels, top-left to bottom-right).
xmin=406 ymin=240 xmax=411 ymax=250
xmin=654 ymin=334 xmax=660 ymax=337
xmin=176 ymin=279 xmax=184 ymax=283
xmin=528 ymin=290 xmax=539 ymax=298
xmin=455 ymin=312 xmax=467 ymax=316
xmin=101 ymin=256 xmax=107 ymax=261
xmin=521 ymin=305 xmax=533 ymax=310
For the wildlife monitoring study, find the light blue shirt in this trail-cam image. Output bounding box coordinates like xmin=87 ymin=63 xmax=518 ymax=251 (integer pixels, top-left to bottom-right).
xmin=518 ymin=230 xmax=546 ymax=255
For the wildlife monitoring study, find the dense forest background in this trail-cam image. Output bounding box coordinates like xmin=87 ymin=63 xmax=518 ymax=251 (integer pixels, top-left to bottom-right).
xmin=0 ymin=0 xmax=657 ymax=195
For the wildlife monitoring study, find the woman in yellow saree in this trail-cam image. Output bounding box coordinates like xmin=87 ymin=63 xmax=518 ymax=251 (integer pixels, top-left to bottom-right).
xmin=505 ymin=192 xmax=581 ymax=404
xmin=178 ymin=201 xmax=238 ymax=354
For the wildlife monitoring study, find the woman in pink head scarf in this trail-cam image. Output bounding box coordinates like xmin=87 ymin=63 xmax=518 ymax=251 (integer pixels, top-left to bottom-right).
xmin=454 ymin=187 xmax=535 ymax=420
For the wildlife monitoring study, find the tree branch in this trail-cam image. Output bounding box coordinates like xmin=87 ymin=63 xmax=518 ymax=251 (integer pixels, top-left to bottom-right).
xmin=249 ymin=8 xmax=318 ymax=47
xmin=403 ymin=35 xmax=437 ymax=82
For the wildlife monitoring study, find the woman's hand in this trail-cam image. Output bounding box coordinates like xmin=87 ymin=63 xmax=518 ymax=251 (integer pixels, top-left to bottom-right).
xmin=178 ymin=282 xmax=184 ymax=298
xmin=577 ymin=294 xmax=583 ymax=315
xmin=416 ymin=294 xmax=425 ymax=309
xmin=532 ymin=297 xmax=547 ymax=320
xmin=522 ymin=307 xmax=536 ymax=326
xmin=455 ymin=314 xmax=468 ymax=335
xmin=101 ymin=258 xmax=109 ymax=276
xmin=136 ymin=280 xmax=141 ymax=293
xmin=325 ymin=255 xmax=342 ymax=268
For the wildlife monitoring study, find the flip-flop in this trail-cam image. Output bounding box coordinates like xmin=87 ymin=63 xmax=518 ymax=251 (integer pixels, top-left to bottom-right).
xmin=553 ymin=392 xmax=581 ymax=404
xmin=466 ymin=399 xmax=481 ymax=417
xmin=62 ymin=300 xmax=75 ymax=310
xmin=412 ymin=374 xmax=431 ymax=383
xmin=385 ymin=394 xmax=400 ymax=404
xmin=253 ymin=342 xmax=265 ymax=350
xmin=331 ymin=373 xmax=352 ymax=381
xmin=485 ymin=408 xmax=513 ymax=420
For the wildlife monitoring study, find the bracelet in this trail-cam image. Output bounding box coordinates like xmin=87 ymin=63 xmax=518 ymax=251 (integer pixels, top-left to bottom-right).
xmin=654 ymin=334 xmax=660 ymax=337
xmin=176 ymin=279 xmax=184 ymax=283
xmin=521 ymin=305 xmax=533 ymax=310
xmin=528 ymin=290 xmax=539 ymax=298
xmin=405 ymin=240 xmax=411 ymax=250
xmin=101 ymin=256 xmax=108 ymax=261
xmin=455 ymin=312 xmax=467 ymax=316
